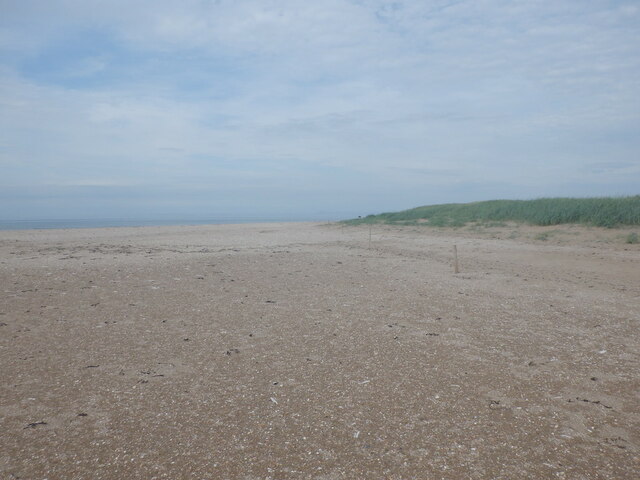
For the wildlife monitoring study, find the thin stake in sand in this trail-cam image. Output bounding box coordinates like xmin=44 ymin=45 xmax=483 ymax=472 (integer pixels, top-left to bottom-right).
xmin=453 ymin=244 xmax=460 ymax=273
xmin=369 ymin=225 xmax=372 ymax=249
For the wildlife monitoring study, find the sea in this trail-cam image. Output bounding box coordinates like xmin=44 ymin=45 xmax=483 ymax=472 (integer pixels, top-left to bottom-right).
xmin=0 ymin=215 xmax=342 ymax=231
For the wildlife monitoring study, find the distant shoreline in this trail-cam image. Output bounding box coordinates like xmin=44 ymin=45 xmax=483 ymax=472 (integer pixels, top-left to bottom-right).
xmin=0 ymin=217 xmax=336 ymax=232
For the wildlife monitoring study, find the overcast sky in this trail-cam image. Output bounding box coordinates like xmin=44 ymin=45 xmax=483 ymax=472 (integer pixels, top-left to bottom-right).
xmin=1 ymin=0 xmax=639 ymax=220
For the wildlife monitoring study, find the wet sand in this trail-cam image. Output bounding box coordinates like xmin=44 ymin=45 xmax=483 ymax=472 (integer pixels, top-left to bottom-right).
xmin=1 ymin=222 xmax=638 ymax=479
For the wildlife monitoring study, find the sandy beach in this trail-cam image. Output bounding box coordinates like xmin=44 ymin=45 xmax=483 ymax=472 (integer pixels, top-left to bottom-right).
xmin=1 ymin=221 xmax=638 ymax=479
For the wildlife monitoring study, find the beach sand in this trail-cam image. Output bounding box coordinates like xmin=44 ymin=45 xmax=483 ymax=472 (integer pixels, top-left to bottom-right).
xmin=1 ymin=222 xmax=638 ymax=479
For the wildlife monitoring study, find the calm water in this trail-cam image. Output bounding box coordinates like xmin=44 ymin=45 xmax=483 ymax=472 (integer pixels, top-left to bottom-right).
xmin=0 ymin=216 xmax=335 ymax=231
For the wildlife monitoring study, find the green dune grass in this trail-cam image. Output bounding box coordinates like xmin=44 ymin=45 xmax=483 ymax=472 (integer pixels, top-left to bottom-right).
xmin=344 ymin=196 xmax=640 ymax=228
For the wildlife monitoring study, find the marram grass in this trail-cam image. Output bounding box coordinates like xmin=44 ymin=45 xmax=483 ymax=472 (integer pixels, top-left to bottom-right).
xmin=344 ymin=196 xmax=640 ymax=228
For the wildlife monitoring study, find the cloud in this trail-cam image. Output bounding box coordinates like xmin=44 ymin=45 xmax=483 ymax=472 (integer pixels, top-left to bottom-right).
xmin=1 ymin=1 xmax=639 ymax=219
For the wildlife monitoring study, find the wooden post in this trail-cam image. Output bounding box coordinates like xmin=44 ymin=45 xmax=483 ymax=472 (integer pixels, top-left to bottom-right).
xmin=453 ymin=245 xmax=459 ymax=273
xmin=368 ymin=225 xmax=372 ymax=249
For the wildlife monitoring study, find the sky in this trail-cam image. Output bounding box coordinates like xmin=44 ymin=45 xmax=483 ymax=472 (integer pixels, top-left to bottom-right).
xmin=1 ymin=0 xmax=639 ymax=221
